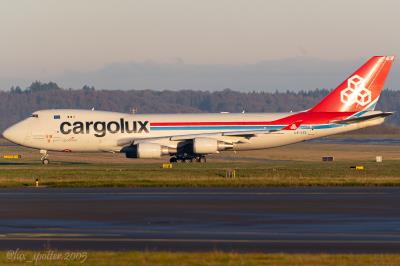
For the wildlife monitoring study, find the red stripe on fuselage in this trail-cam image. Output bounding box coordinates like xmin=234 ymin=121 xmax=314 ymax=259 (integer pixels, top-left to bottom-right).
xmin=150 ymin=112 xmax=356 ymax=126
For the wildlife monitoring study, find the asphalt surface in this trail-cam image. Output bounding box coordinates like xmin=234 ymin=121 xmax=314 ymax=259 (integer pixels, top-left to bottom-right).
xmin=1 ymin=187 xmax=400 ymax=253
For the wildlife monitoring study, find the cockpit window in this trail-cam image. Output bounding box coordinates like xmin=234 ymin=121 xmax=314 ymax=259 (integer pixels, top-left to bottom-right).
xmin=31 ymin=114 xmax=39 ymax=118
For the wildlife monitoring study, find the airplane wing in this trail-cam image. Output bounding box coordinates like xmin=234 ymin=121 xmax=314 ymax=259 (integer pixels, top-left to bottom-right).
xmin=171 ymin=120 xmax=303 ymax=141
xmin=170 ymin=129 xmax=272 ymax=142
xmin=116 ymin=120 xmax=303 ymax=147
xmin=332 ymin=112 xmax=393 ymax=125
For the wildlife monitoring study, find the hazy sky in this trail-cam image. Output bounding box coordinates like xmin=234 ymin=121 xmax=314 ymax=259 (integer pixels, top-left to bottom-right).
xmin=0 ymin=0 xmax=399 ymax=90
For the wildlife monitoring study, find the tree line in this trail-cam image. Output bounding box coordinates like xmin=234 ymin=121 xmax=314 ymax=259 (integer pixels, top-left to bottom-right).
xmin=0 ymin=81 xmax=399 ymax=133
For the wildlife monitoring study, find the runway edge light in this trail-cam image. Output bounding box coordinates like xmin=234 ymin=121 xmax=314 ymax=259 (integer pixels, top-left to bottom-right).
xmin=350 ymin=166 xmax=364 ymax=170
xmin=162 ymin=163 xmax=173 ymax=169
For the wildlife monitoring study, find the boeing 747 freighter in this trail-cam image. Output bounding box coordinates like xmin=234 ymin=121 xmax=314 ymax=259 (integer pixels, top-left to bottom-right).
xmin=2 ymin=56 xmax=395 ymax=164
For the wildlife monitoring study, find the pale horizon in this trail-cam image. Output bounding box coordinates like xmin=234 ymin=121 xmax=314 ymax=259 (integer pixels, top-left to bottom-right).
xmin=0 ymin=0 xmax=399 ymax=90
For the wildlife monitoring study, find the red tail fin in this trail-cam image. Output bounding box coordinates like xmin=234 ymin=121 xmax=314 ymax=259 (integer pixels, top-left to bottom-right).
xmin=310 ymin=56 xmax=394 ymax=112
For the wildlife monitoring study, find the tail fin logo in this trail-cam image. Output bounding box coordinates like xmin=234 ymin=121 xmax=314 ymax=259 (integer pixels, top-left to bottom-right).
xmin=340 ymin=75 xmax=371 ymax=107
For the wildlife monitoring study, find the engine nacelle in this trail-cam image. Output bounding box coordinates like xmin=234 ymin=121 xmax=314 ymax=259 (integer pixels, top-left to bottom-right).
xmin=192 ymin=138 xmax=233 ymax=154
xmin=124 ymin=143 xmax=173 ymax=159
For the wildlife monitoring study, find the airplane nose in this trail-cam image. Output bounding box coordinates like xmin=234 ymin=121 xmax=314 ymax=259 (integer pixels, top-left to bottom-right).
xmin=2 ymin=127 xmax=13 ymax=141
xmin=2 ymin=124 xmax=25 ymax=145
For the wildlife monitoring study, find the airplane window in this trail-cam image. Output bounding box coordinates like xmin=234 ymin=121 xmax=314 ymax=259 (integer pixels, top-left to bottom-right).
xmin=31 ymin=114 xmax=39 ymax=118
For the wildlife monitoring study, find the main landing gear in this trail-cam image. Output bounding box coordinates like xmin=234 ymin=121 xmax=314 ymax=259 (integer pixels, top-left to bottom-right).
xmin=169 ymin=155 xmax=207 ymax=163
xmin=40 ymin=150 xmax=50 ymax=165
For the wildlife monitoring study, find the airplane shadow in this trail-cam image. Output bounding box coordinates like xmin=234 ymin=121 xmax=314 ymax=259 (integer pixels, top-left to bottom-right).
xmin=0 ymin=162 xmax=32 ymax=166
xmin=0 ymin=161 xmax=90 ymax=166
xmin=52 ymin=161 xmax=90 ymax=166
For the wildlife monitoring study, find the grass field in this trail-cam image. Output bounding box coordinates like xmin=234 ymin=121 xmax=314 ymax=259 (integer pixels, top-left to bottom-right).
xmin=1 ymin=160 xmax=400 ymax=187
xmin=1 ymin=138 xmax=400 ymax=264
xmin=2 ymin=251 xmax=400 ymax=266
xmin=1 ymin=137 xmax=400 ymax=187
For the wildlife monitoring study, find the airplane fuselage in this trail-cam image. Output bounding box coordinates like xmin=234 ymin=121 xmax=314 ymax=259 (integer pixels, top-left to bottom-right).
xmin=5 ymin=109 xmax=384 ymax=153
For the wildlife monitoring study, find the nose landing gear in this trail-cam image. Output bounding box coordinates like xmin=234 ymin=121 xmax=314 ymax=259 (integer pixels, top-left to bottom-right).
xmin=40 ymin=150 xmax=50 ymax=165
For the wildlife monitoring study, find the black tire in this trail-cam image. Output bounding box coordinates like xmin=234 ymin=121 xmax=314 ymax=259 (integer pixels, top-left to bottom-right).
xmin=42 ymin=159 xmax=50 ymax=165
xmin=169 ymin=157 xmax=177 ymax=163
xmin=200 ymin=157 xmax=206 ymax=163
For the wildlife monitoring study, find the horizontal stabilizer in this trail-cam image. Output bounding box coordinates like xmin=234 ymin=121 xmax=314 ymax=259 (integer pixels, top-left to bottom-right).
xmin=332 ymin=112 xmax=393 ymax=124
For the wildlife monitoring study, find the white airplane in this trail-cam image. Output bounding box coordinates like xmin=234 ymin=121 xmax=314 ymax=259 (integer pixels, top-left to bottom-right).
xmin=2 ymin=56 xmax=395 ymax=164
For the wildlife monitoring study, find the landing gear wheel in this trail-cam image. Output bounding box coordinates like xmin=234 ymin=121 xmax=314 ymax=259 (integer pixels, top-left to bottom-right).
xmin=169 ymin=157 xmax=177 ymax=163
xmin=40 ymin=150 xmax=49 ymax=165
xmin=200 ymin=156 xmax=206 ymax=163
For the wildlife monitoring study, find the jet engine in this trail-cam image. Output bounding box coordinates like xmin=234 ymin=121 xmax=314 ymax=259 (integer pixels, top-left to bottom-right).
xmin=192 ymin=138 xmax=233 ymax=154
xmin=124 ymin=143 xmax=174 ymax=159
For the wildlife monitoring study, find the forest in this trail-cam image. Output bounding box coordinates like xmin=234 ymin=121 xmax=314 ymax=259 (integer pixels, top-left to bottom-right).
xmin=0 ymin=81 xmax=399 ymax=133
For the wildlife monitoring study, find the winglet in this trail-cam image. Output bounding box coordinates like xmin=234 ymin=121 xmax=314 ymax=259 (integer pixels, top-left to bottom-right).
xmin=282 ymin=120 xmax=302 ymax=130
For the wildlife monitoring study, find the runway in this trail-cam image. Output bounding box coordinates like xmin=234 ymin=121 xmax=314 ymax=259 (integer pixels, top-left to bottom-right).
xmin=1 ymin=187 xmax=400 ymax=252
